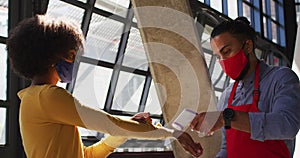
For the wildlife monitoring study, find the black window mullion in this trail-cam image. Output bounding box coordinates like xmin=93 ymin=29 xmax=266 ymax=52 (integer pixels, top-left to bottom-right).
xmin=104 ymin=5 xmax=134 ymax=112
xmin=0 ymin=37 xmax=5 ymax=43
xmin=204 ymin=0 xmax=210 ymax=6
xmin=252 ymin=0 xmax=261 ymax=34
xmin=275 ymin=1 xmax=283 ymax=46
xmin=92 ymin=7 xmax=126 ymax=23
xmin=80 ymin=0 xmax=96 ymax=36
xmin=119 ymin=66 xmax=148 ymax=76
xmin=259 ymin=0 xmax=264 ymax=37
xmin=66 ymin=0 xmax=95 ymax=92
xmin=138 ymin=69 xmax=152 ymax=112
xmin=80 ymin=56 xmax=149 ymax=76
xmin=265 ymin=0 xmax=272 ymax=40
xmin=222 ymin=0 xmax=228 ymax=15
xmin=237 ymin=0 xmax=243 ymax=16
xmin=131 ymin=22 xmax=138 ymax=28
xmin=208 ymin=53 xmax=216 ymax=77
xmin=0 ymin=100 xmax=8 ymax=107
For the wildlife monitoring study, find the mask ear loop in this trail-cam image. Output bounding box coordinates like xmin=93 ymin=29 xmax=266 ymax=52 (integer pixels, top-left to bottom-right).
xmin=241 ymin=41 xmax=247 ymax=50
xmin=67 ymin=47 xmax=84 ymax=92
xmin=63 ymin=49 xmax=77 ymax=62
xmin=235 ymin=41 xmax=251 ymax=80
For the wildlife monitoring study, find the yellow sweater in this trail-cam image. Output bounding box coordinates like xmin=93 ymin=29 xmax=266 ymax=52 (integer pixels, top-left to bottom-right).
xmin=18 ymin=85 xmax=174 ymax=158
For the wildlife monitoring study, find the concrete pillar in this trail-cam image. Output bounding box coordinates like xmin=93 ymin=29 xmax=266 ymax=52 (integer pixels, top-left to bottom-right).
xmin=130 ymin=0 xmax=221 ymax=157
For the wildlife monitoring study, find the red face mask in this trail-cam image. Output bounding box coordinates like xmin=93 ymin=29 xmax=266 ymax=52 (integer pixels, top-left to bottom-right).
xmin=219 ymin=49 xmax=249 ymax=80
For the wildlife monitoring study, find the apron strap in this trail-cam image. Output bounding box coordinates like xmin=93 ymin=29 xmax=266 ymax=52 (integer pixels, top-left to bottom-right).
xmin=228 ymin=61 xmax=260 ymax=107
xmin=252 ymin=61 xmax=260 ymax=106
xmin=228 ymin=81 xmax=239 ymax=106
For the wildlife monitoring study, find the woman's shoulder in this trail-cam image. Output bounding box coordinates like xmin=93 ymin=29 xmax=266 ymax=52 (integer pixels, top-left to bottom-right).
xmin=19 ymin=84 xmax=71 ymax=99
xmin=39 ymin=84 xmax=71 ymax=98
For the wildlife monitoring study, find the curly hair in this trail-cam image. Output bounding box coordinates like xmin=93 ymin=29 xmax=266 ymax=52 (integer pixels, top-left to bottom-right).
xmin=7 ymin=15 xmax=84 ymax=79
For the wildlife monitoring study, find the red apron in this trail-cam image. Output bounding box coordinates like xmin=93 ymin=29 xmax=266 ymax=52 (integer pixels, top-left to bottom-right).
xmin=226 ymin=62 xmax=290 ymax=158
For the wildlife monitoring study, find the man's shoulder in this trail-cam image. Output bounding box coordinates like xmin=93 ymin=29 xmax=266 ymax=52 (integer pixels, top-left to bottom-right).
xmin=262 ymin=63 xmax=299 ymax=84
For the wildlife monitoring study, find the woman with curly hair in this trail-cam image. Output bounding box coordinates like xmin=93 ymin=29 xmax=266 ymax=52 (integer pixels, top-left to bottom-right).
xmin=6 ymin=15 xmax=203 ymax=158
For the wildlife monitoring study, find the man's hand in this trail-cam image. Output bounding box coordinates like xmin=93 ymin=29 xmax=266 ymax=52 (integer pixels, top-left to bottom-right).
xmin=173 ymin=130 xmax=203 ymax=157
xmin=190 ymin=111 xmax=223 ymax=136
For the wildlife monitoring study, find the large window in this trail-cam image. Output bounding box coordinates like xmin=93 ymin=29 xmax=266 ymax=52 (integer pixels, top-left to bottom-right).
xmin=0 ymin=0 xmax=8 ymax=146
xmin=0 ymin=108 xmax=6 ymax=145
xmin=296 ymin=0 xmax=300 ymax=20
xmin=0 ymin=44 xmax=7 ymax=101
xmin=46 ymin=0 xmax=227 ymax=152
xmin=197 ymin=0 xmax=289 ymax=67
xmin=0 ymin=0 xmax=294 ymax=157
xmin=45 ymin=0 xmax=291 ymax=153
xmin=46 ymin=0 xmax=168 ymax=152
xmin=199 ymin=0 xmax=286 ymax=47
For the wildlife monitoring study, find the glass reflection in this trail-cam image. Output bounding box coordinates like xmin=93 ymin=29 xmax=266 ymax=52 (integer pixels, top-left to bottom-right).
xmin=0 ymin=44 xmax=7 ymax=101
xmin=112 ymin=71 xmax=145 ymax=112
xmin=0 ymin=0 xmax=8 ymax=37
xmin=0 ymin=108 xmax=6 ymax=145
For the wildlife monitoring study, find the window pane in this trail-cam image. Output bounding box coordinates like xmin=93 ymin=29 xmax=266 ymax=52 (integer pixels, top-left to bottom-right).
xmin=255 ymin=48 xmax=263 ymax=59
xmin=279 ymin=27 xmax=285 ymax=47
xmin=113 ymin=116 xmax=169 ymax=152
xmin=78 ymin=127 xmax=98 ymax=137
xmin=85 ymin=13 xmax=124 ymax=63
xmin=262 ymin=0 xmax=266 ymax=13
xmin=123 ymin=27 xmax=148 ymax=71
xmin=273 ymin=56 xmax=280 ymax=66
xmin=132 ymin=16 xmax=137 ymax=23
xmin=243 ymin=3 xmax=251 ymax=20
xmin=263 ymin=17 xmax=268 ymax=38
xmin=270 ymin=0 xmax=276 ymax=20
xmin=0 ymin=0 xmax=8 ymax=37
xmin=77 ymin=0 xmax=87 ymax=3
xmin=95 ymin=0 xmax=130 ymax=17
xmin=277 ymin=5 xmax=284 ymax=26
xmin=272 ymin=22 xmax=278 ymax=43
xmin=211 ymin=60 xmax=226 ymax=89
xmin=112 ymin=72 xmax=145 ymax=112
xmin=228 ymin=0 xmax=238 ymax=19
xmin=145 ymin=81 xmax=162 ymax=115
xmin=210 ymin=0 xmax=222 ymax=13
xmin=215 ymin=91 xmax=222 ymax=101
xmin=0 ymin=108 xmax=6 ymax=145
xmin=46 ymin=0 xmax=84 ymax=24
xmin=0 ymin=44 xmax=7 ymax=100
xmin=73 ymin=63 xmax=113 ymax=110
xmin=204 ymin=52 xmax=212 ymax=68
xmin=201 ymin=25 xmax=212 ymax=50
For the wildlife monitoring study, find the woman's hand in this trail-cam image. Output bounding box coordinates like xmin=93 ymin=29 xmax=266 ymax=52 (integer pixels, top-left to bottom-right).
xmin=173 ymin=130 xmax=203 ymax=157
xmin=131 ymin=112 xmax=152 ymax=124
xmin=132 ymin=112 xmax=203 ymax=157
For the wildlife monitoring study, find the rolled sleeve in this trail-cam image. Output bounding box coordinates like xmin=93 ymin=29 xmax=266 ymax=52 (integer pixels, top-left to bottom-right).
xmin=216 ymin=149 xmax=227 ymax=158
xmin=249 ymin=112 xmax=265 ymax=141
xmin=215 ymin=128 xmax=227 ymax=158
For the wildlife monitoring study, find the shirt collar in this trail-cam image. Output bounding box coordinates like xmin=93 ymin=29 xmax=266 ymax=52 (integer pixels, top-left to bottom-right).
xmin=240 ymin=61 xmax=268 ymax=87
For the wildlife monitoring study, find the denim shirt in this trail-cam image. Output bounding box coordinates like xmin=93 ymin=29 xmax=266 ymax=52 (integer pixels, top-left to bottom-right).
xmin=216 ymin=61 xmax=300 ymax=158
